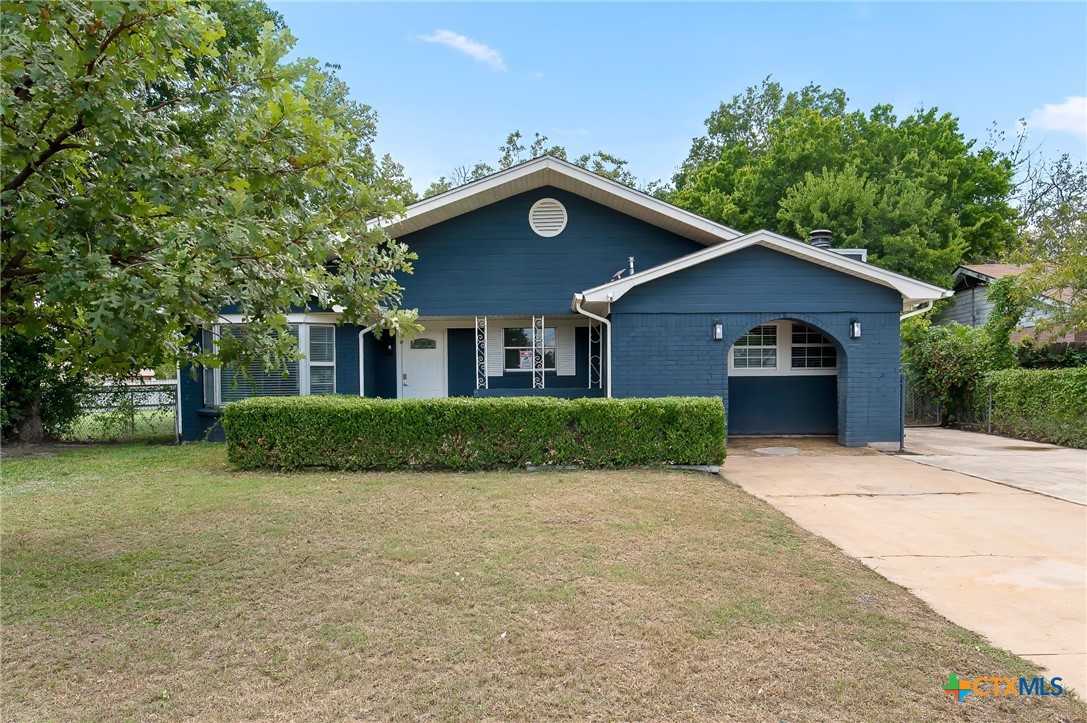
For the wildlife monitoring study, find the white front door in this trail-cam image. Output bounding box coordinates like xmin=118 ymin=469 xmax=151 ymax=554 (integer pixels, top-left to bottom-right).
xmin=400 ymin=333 xmax=446 ymax=398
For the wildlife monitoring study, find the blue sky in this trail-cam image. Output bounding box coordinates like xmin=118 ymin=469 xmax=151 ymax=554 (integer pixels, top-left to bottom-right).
xmin=273 ymin=2 xmax=1087 ymax=192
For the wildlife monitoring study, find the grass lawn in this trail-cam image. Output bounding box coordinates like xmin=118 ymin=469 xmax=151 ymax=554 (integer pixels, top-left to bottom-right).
xmin=2 ymin=445 xmax=1083 ymax=721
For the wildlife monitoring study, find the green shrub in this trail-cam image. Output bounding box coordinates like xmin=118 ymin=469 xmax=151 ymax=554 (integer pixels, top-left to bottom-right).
xmin=223 ymin=395 xmax=727 ymax=471
xmin=984 ymin=368 xmax=1087 ymax=448
xmin=902 ymin=321 xmax=1001 ymax=423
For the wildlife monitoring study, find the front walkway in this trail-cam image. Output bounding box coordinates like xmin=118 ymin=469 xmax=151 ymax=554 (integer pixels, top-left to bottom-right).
xmin=904 ymin=427 xmax=1086 ymax=505
xmin=722 ymin=451 xmax=1087 ymax=697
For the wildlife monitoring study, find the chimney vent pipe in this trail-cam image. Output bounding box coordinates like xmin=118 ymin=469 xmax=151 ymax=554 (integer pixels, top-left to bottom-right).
xmin=809 ymin=229 xmax=832 ymax=249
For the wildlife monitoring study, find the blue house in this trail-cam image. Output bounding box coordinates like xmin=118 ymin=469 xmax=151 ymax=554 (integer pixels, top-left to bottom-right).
xmin=180 ymin=156 xmax=951 ymax=449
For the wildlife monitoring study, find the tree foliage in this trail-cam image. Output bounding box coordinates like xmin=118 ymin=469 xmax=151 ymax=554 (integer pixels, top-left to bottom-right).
xmin=1 ymin=0 xmax=416 ymax=376
xmin=902 ymin=319 xmax=998 ymax=423
xmin=1 ymin=0 xmax=417 ymax=438
xmin=668 ymin=78 xmax=1018 ymax=284
xmin=902 ymin=287 xmax=1026 ymax=424
xmin=423 ymin=130 xmax=637 ymax=198
xmin=983 ymin=275 xmax=1033 ymax=368
xmin=1010 ymin=155 xmax=1087 ymax=336
xmin=0 ymin=333 xmax=88 ymax=441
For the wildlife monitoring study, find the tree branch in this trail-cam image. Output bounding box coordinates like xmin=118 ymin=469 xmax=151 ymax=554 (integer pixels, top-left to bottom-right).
xmin=3 ymin=116 xmax=86 ymax=193
xmin=141 ymin=75 xmax=279 ymax=116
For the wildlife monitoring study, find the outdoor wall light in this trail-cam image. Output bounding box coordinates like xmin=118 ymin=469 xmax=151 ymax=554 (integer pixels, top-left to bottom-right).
xmin=713 ymin=320 xmax=724 ymax=341
xmin=849 ymin=319 xmax=862 ymax=339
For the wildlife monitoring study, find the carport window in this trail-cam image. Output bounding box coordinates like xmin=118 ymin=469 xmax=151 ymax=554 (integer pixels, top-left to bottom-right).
xmin=732 ymin=325 xmax=778 ymax=369
xmin=729 ymin=321 xmax=837 ymax=376
xmin=791 ymin=324 xmax=837 ymax=369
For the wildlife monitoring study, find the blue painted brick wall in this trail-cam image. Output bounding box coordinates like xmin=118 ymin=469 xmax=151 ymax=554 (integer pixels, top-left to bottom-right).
xmin=611 ymin=310 xmax=902 ymax=446
xmin=610 ymin=246 xmax=905 ymax=447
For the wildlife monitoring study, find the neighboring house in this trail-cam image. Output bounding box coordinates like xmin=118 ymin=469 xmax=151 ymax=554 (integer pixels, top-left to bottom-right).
xmin=939 ymin=264 xmax=1027 ymax=328
xmin=939 ymin=264 xmax=1081 ymax=344
xmin=179 ymin=156 xmax=950 ymax=448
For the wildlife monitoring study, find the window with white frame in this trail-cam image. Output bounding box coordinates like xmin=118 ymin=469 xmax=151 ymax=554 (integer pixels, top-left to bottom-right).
xmin=307 ymin=324 xmax=336 ymax=394
xmin=214 ymin=323 xmax=335 ymax=404
xmin=729 ymin=321 xmax=837 ymax=376
xmin=731 ymin=324 xmax=778 ymax=369
xmin=790 ymin=323 xmax=837 ymax=370
xmin=503 ymin=326 xmax=556 ymax=371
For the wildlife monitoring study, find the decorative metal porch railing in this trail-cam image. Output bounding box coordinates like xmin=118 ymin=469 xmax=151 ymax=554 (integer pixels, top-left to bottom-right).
xmin=532 ymin=315 xmax=545 ymax=389
xmin=588 ymin=319 xmax=603 ymax=389
xmin=475 ymin=316 xmax=488 ymax=390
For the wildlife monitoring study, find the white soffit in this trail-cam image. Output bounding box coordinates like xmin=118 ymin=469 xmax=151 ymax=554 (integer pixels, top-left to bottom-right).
xmin=378 ymin=156 xmax=744 ymax=246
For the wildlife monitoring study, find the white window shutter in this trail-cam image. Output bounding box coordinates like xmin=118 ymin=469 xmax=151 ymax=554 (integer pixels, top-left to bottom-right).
xmin=487 ymin=325 xmax=504 ymax=377
xmin=556 ymin=326 xmax=576 ymax=376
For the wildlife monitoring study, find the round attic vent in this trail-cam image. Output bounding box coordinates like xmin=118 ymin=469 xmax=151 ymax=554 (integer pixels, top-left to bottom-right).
xmin=529 ymin=198 xmax=568 ymax=237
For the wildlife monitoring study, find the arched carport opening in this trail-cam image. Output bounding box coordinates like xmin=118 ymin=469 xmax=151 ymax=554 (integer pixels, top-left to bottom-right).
xmin=725 ymin=317 xmax=846 ymax=437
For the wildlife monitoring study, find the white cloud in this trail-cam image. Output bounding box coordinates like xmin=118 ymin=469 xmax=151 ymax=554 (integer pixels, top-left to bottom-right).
xmin=418 ymin=29 xmax=506 ymax=72
xmin=1026 ymin=96 xmax=1087 ymax=138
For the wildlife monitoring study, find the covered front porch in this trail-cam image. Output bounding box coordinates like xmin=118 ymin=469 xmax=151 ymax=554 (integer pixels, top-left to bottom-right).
xmin=361 ymin=315 xmax=607 ymax=400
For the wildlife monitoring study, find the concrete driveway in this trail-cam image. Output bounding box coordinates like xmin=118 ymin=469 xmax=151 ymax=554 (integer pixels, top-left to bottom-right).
xmin=905 ymin=427 xmax=1086 ymax=505
xmin=722 ymin=447 xmax=1087 ymax=697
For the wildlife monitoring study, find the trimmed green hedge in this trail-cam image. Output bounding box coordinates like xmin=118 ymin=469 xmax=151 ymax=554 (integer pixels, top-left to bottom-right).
xmin=984 ymin=368 xmax=1087 ymax=449
xmin=223 ymin=395 xmax=727 ymax=471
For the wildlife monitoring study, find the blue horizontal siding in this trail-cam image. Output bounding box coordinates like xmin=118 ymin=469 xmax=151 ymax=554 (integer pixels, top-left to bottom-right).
xmin=618 ymin=245 xmax=903 ymax=313
xmin=395 ymin=187 xmax=702 ymax=317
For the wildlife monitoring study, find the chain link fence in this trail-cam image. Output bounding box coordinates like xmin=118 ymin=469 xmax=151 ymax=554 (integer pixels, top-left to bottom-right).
xmin=61 ymin=380 xmax=178 ymax=443
xmin=904 ymin=367 xmax=996 ymax=432
xmin=903 ymin=366 xmax=942 ymax=427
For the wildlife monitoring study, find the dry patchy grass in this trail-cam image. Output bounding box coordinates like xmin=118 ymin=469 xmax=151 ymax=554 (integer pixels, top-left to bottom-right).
xmin=2 ymin=445 xmax=1083 ymax=721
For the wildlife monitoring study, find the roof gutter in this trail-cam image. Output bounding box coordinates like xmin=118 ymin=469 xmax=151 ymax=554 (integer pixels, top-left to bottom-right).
xmin=900 ymin=300 xmax=935 ymax=321
xmin=573 ymin=294 xmax=611 ymax=398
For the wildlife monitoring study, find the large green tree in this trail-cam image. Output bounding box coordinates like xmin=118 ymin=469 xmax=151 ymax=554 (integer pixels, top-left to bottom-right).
xmin=1012 ymin=155 xmax=1087 ymax=336
xmin=423 ymin=130 xmax=637 ymax=198
xmin=669 ymin=78 xmax=1018 ymax=284
xmin=1 ymin=0 xmax=416 ymax=440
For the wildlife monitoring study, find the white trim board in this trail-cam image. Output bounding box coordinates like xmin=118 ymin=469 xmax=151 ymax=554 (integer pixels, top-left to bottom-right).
xmin=574 ymin=229 xmax=953 ymax=313
xmin=374 ymin=155 xmax=744 ymax=246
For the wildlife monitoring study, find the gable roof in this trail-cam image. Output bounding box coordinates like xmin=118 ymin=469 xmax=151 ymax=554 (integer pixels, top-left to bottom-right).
xmin=380 ymin=155 xmax=744 ymax=245
xmin=575 ymin=230 xmax=953 ymax=313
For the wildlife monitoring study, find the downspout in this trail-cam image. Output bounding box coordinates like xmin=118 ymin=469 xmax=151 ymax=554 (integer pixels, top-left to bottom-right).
xmin=574 ymin=294 xmax=612 ymax=398
xmin=358 ymin=325 xmax=376 ymax=396
xmin=899 ymin=300 xmax=934 ymax=321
